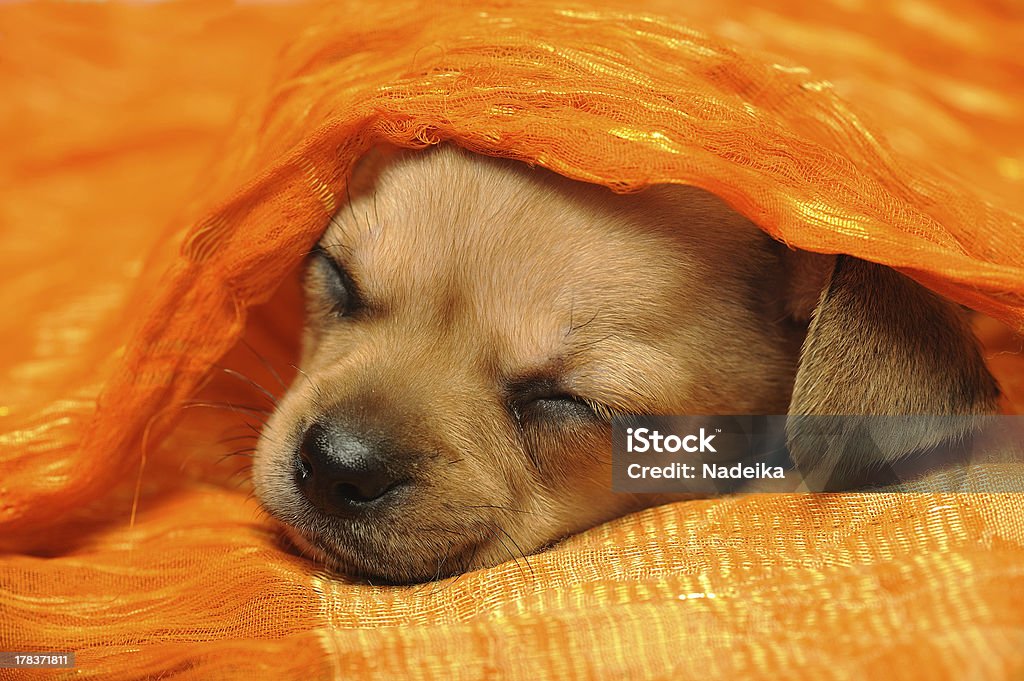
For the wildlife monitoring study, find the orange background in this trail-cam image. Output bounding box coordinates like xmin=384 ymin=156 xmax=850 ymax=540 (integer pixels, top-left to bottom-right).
xmin=1 ymin=1 xmax=1023 ymax=678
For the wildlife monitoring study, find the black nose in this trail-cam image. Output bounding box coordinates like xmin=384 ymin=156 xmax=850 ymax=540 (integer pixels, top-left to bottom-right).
xmin=295 ymin=421 xmax=405 ymax=516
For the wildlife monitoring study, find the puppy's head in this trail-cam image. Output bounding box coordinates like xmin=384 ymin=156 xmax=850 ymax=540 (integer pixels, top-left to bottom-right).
xmin=253 ymin=146 xmax=801 ymax=582
xmin=252 ymin=145 xmax=999 ymax=583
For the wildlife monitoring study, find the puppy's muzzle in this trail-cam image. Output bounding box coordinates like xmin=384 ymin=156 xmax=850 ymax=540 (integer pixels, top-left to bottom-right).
xmin=296 ymin=421 xmax=408 ymax=516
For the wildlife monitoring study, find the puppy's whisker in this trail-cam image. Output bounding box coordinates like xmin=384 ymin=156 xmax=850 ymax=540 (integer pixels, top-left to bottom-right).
xmin=305 ymin=240 xmax=352 ymax=258
xmin=438 ymin=538 xmax=482 ymax=595
xmin=420 ymin=541 xmax=454 ymax=595
xmin=331 ymin=190 xmax=369 ymax=246
xmin=243 ymin=421 xmax=277 ymax=446
xmin=489 ymin=525 xmax=527 ymax=581
xmin=181 ymin=401 xmax=272 ymax=416
xmin=240 ymin=339 xmax=288 ymax=392
xmin=564 ymin=333 xmax=617 ymax=355
xmin=416 ymin=527 xmax=479 ymax=592
xmin=289 ymin=363 xmax=325 ymax=400
xmin=242 ymin=422 xmax=282 ymax=449
xmin=217 ymin=448 xmax=256 ymax=465
xmin=345 ymin=182 xmax=359 ymax=230
xmin=226 ymin=465 xmax=254 ymax=487
xmin=566 ymin=306 xmax=602 ymax=337
xmin=437 ymin=541 xmax=457 ymax=590
xmin=444 ymin=557 xmax=468 ymax=593
xmin=465 ymin=538 xmax=481 ymax=572
xmin=213 ymin=364 xmax=280 ymax=406
xmin=495 ymin=525 xmax=535 ymax=580
xmin=217 ymin=434 xmax=259 ymax=445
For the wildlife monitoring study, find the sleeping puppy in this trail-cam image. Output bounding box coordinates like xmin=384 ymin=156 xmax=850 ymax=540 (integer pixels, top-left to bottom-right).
xmin=252 ymin=145 xmax=1000 ymax=583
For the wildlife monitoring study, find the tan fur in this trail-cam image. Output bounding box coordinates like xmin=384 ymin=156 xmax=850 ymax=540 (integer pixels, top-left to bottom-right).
xmin=786 ymin=256 xmax=1000 ymax=486
xmin=252 ymin=145 xmax=1001 ymax=583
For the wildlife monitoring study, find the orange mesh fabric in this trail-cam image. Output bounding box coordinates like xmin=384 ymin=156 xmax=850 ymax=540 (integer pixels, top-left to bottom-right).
xmin=1 ymin=1 xmax=1023 ymax=679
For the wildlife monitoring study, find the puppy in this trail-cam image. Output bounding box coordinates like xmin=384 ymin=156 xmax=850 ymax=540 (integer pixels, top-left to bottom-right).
xmin=252 ymin=145 xmax=1001 ymax=583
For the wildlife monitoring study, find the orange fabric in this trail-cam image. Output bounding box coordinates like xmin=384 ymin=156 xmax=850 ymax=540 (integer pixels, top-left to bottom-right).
xmin=1 ymin=1 xmax=1023 ymax=679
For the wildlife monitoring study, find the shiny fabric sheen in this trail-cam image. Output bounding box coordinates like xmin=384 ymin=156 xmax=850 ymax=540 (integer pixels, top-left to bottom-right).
xmin=1 ymin=1 xmax=1023 ymax=679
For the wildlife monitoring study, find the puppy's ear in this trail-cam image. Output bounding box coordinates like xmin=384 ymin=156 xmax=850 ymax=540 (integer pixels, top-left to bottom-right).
xmin=785 ymin=254 xmax=1000 ymax=488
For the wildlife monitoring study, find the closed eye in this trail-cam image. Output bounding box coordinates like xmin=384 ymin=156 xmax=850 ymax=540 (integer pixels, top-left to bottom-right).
xmin=528 ymin=395 xmax=606 ymax=422
xmin=307 ymin=245 xmax=362 ymax=317
xmin=507 ymin=376 xmax=614 ymax=425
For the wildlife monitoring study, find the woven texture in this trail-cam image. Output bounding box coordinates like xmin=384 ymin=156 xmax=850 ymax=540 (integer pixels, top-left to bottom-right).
xmin=1 ymin=1 xmax=1023 ymax=679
